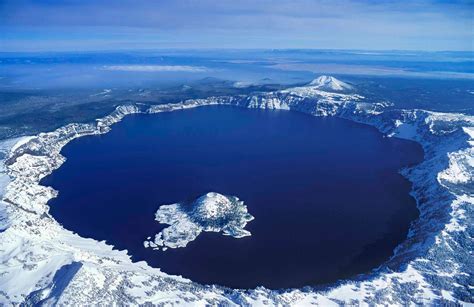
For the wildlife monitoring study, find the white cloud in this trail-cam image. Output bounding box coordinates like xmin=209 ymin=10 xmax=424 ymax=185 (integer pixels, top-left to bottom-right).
xmin=102 ymin=65 xmax=208 ymax=72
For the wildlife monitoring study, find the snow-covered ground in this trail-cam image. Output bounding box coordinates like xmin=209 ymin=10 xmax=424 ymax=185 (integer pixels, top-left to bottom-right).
xmin=0 ymin=77 xmax=472 ymax=305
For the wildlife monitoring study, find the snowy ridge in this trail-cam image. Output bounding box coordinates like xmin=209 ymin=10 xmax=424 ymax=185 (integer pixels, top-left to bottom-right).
xmin=0 ymin=76 xmax=472 ymax=305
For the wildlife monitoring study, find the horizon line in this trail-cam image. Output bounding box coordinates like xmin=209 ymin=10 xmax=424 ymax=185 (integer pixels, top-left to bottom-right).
xmin=0 ymin=47 xmax=473 ymax=54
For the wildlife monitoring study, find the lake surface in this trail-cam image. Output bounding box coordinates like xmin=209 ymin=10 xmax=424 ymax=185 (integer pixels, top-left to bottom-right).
xmin=43 ymin=106 xmax=424 ymax=289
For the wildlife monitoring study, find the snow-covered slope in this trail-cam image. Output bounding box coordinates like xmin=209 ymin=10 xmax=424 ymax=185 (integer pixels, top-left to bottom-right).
xmin=0 ymin=77 xmax=472 ymax=305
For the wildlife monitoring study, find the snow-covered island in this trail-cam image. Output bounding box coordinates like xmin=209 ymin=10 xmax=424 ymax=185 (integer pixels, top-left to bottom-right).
xmin=0 ymin=75 xmax=472 ymax=305
xmin=144 ymin=192 xmax=254 ymax=251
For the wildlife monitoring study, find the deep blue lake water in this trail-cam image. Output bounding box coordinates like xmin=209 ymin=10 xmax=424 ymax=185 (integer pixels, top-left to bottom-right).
xmin=43 ymin=106 xmax=424 ymax=289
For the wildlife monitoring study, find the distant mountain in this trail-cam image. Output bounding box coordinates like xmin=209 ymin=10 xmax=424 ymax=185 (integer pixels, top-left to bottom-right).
xmin=309 ymin=75 xmax=353 ymax=91
xmin=195 ymin=76 xmax=224 ymax=84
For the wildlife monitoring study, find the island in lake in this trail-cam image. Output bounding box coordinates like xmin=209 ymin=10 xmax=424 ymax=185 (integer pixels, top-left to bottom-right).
xmin=144 ymin=192 xmax=254 ymax=251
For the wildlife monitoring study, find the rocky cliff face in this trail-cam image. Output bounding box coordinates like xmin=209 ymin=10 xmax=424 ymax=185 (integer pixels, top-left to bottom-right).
xmin=0 ymin=77 xmax=472 ymax=305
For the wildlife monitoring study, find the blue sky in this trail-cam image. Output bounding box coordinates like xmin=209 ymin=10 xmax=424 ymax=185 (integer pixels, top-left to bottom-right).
xmin=1 ymin=0 xmax=472 ymax=51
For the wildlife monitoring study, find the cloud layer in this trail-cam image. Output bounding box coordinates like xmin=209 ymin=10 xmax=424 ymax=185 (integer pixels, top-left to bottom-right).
xmin=102 ymin=65 xmax=208 ymax=73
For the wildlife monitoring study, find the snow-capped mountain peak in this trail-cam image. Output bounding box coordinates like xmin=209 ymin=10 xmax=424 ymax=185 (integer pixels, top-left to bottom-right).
xmin=309 ymin=75 xmax=353 ymax=91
